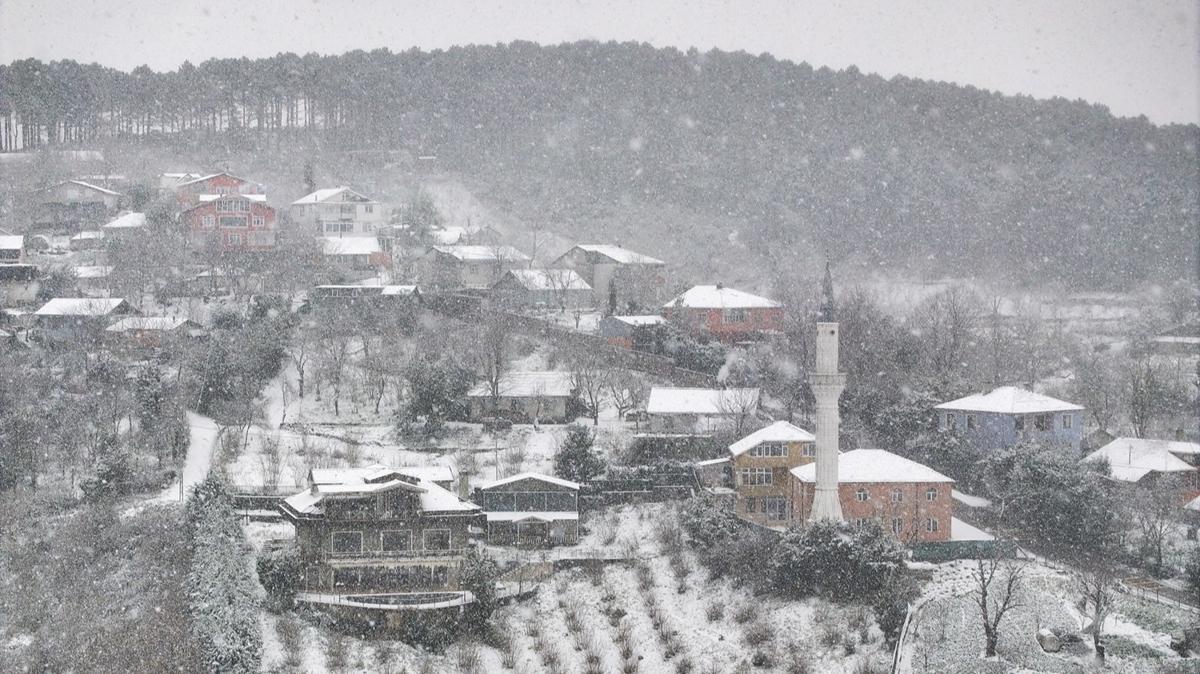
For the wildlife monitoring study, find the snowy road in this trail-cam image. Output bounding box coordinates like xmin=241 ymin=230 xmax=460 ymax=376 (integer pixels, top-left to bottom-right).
xmin=156 ymin=412 xmax=222 ymax=503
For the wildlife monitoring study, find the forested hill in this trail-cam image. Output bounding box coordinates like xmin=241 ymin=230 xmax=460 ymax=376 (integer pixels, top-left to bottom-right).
xmin=2 ymin=42 xmax=1197 ymax=287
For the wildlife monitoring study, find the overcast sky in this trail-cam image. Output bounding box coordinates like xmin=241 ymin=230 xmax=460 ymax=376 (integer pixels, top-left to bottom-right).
xmin=2 ymin=0 xmax=1197 ymax=124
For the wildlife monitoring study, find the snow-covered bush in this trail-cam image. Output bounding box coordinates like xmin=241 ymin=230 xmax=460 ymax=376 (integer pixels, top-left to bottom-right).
xmin=769 ymin=520 xmax=904 ymax=601
xmin=256 ymin=546 xmax=301 ymax=611
xmin=186 ymin=486 xmax=262 ymax=673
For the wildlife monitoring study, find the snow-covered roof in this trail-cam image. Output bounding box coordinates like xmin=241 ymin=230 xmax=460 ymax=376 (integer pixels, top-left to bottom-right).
xmin=197 ymin=193 xmax=268 ymax=203
xmin=728 ymin=420 xmax=815 ymax=456
xmin=934 ymin=386 xmax=1083 ymax=414
xmin=609 ymin=315 xmax=666 ymax=327
xmin=177 ymin=172 xmax=246 ymax=188
xmin=380 ymin=285 xmax=420 ymax=296
xmin=70 ymin=230 xmax=104 ymax=241
xmin=429 ymin=245 xmax=530 ymax=262
xmin=292 ymin=187 xmax=376 ymax=205
xmin=1083 ymin=438 xmax=1199 ymax=483
xmin=646 ymin=387 xmax=761 ymax=415
xmin=322 ymin=237 xmax=382 ymax=256
xmin=429 ymin=227 xmax=467 ymax=245
xmin=484 ymin=511 xmax=579 ymax=522
xmin=106 ymin=316 xmax=193 ymax=332
xmin=497 ymin=269 xmax=591 ymax=291
xmin=695 ymin=456 xmax=731 ymax=467
xmin=288 ymin=464 xmax=478 ymax=516
xmin=664 ymin=285 xmax=781 ymax=309
xmin=34 ymin=297 xmax=127 ymax=316
xmin=572 ymin=244 xmax=665 ymax=266
xmin=479 ymin=472 xmax=581 ymax=491
xmin=102 ymin=212 xmax=146 ymax=229
xmin=466 ymin=371 xmax=575 ymax=398
xmin=0 ymin=235 xmax=23 ymax=250
xmin=58 ymin=179 xmax=121 ymax=196
xmin=72 ymin=265 xmax=112 ymax=279
xmin=1187 ymin=495 xmax=1200 ymax=513
xmin=789 ymin=449 xmax=955 ymax=484
xmin=950 ymin=517 xmax=995 ymax=542
xmin=394 ymin=465 xmax=456 ymax=484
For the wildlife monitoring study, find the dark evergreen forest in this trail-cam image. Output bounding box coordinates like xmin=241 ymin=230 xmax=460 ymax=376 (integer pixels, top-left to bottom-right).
xmin=1 ymin=41 xmax=1196 ymax=287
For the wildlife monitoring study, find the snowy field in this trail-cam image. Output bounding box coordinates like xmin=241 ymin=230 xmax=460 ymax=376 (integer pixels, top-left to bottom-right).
xmin=903 ymin=560 xmax=1197 ymax=673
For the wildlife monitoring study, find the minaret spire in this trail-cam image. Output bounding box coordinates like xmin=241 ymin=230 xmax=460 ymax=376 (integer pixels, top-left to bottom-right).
xmin=819 ymin=261 xmax=836 ymax=322
xmin=810 ymin=276 xmax=846 ymax=522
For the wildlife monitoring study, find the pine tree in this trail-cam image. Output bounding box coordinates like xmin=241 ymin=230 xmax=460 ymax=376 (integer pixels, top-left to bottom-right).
xmin=553 ymin=424 xmax=606 ymax=483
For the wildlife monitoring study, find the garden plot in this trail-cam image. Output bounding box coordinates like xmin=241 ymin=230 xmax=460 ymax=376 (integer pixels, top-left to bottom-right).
xmin=906 ymin=560 xmax=1196 ymax=673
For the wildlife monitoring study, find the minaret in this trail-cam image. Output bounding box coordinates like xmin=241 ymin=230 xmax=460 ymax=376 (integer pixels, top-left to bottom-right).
xmin=810 ymin=263 xmax=845 ymax=522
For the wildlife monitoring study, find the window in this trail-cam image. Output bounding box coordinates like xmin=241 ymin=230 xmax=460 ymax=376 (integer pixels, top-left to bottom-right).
xmin=364 ymin=205 xmax=374 ymax=213
xmin=856 ymin=488 xmax=869 ymax=502
xmin=422 ymin=529 xmax=451 ymax=550
xmin=1035 ymin=414 xmax=1052 ymax=431
xmin=201 ymin=215 xmax=215 ymax=227
xmin=218 ymin=198 xmax=249 ymax=212
xmin=333 ymin=569 xmax=361 ymax=587
xmin=725 ymin=308 xmax=749 ymax=323
xmin=739 ymin=467 xmax=772 ymax=486
xmin=854 ymin=518 xmax=868 ymax=529
xmin=946 ymin=413 xmax=957 ymax=430
xmin=751 ymin=443 xmax=786 ymax=458
xmin=252 ymin=215 xmax=265 ymax=227
xmin=218 ymin=215 xmax=246 ymax=228
xmin=1014 ymin=415 xmax=1025 ymax=431
xmin=925 ymin=488 xmax=938 ymax=501
xmin=745 ymin=497 xmax=757 ymax=513
xmin=330 ymin=531 xmax=363 ymax=555
xmin=925 ymin=518 xmax=939 ymax=533
xmin=892 ymin=518 xmax=904 ymax=535
xmin=966 ymin=414 xmax=976 ymax=430
xmin=891 ymin=488 xmax=904 ymax=503
xmin=1062 ymin=414 xmax=1073 ymax=429
xmin=325 ymin=222 xmax=353 ymax=233
xmin=802 ymin=443 xmax=815 ymax=457
xmin=227 ymin=233 xmax=243 ymax=246
xmin=381 ymin=530 xmax=411 ymax=553
xmin=763 ymin=497 xmax=789 ymax=521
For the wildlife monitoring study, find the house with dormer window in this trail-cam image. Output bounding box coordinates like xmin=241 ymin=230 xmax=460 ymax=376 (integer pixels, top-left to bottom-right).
xmin=278 ymin=464 xmax=481 ymax=594
xmin=183 ymin=194 xmax=276 ymax=252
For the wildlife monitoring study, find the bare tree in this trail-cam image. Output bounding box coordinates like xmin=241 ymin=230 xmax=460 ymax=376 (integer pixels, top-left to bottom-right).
xmin=569 ymin=352 xmax=607 ymax=425
xmin=606 ymin=369 xmax=647 ymax=420
xmin=716 ymin=387 xmax=761 ymax=436
xmin=1069 ymin=348 xmax=1122 ymax=432
xmin=313 ymin=309 xmax=353 ymax=417
xmin=288 ymin=323 xmax=315 ymax=400
xmin=909 ymin=286 xmax=981 ymax=384
xmin=972 ymin=554 xmax=1025 ymax=658
xmin=1077 ymin=562 xmax=1117 ymax=661
xmin=1130 ymin=475 xmax=1184 ymax=573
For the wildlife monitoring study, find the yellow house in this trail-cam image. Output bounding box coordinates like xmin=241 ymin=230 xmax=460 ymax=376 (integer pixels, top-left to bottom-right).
xmin=728 ymin=420 xmax=816 ymax=526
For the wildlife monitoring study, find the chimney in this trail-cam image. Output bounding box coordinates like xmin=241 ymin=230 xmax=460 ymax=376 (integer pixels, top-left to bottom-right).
xmin=809 ymin=321 xmax=846 ymax=522
xmin=715 ymin=281 xmax=723 ymax=290
xmin=458 ymin=470 xmax=471 ymax=501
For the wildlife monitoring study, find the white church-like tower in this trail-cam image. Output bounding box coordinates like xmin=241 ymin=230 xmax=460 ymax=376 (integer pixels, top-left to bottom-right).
xmin=809 ymin=263 xmax=845 ymax=522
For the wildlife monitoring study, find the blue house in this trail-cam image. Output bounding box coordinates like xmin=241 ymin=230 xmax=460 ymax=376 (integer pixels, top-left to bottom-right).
xmin=934 ymin=386 xmax=1085 ymax=455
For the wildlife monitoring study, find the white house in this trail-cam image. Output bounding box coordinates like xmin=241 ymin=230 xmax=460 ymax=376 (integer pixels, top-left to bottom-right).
xmin=0 ymin=235 xmax=25 ymax=264
xmin=292 ymin=187 xmax=385 ymax=236
xmin=321 ymin=236 xmax=385 ymax=272
xmin=645 ymin=386 xmax=761 ymax=435
xmin=491 ymin=269 xmax=592 ymax=310
xmin=420 ymin=245 xmax=531 ymax=289
xmin=552 ymin=243 xmax=666 ymax=306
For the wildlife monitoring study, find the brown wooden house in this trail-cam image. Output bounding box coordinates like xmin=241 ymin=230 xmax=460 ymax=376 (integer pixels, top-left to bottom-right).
xmin=476 ymin=472 xmax=580 ymax=546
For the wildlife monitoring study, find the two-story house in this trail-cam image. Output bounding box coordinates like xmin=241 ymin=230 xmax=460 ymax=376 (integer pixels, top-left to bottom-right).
xmin=173 ymin=172 xmax=261 ymax=207
xmin=935 ymin=386 xmax=1085 ymax=454
xmin=662 ymin=284 xmax=783 ymax=342
xmin=34 ymin=180 xmax=122 ymax=232
xmin=292 ymin=187 xmax=385 ymax=236
xmin=790 ymin=449 xmax=956 ymax=543
xmin=476 ymin=472 xmax=580 ymax=546
xmin=728 ymin=421 xmax=816 ymax=525
xmin=278 ymin=465 xmax=481 ymax=594
xmin=182 ymin=194 xmax=277 ymax=253
xmin=552 ymin=244 xmax=666 ymax=308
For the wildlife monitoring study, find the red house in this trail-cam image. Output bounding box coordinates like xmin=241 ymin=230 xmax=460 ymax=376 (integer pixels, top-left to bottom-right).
xmin=790 ymin=449 xmax=955 ymax=543
xmin=174 ymin=172 xmax=260 ymax=207
xmin=662 ymin=284 xmax=783 ymax=342
xmin=182 ymin=194 xmax=277 ymax=253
